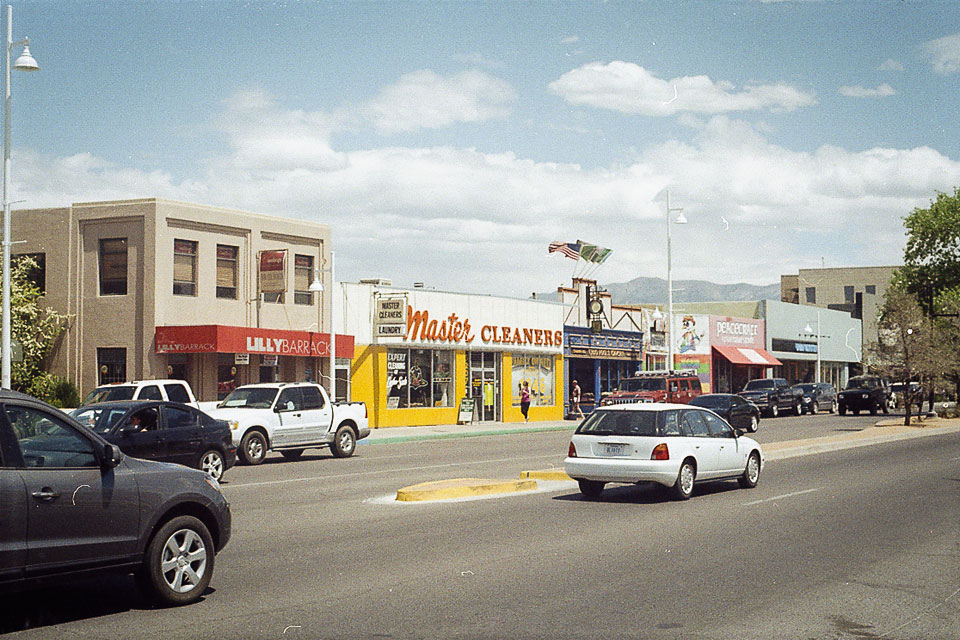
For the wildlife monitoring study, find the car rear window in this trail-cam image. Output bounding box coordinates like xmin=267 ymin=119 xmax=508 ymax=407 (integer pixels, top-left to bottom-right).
xmin=82 ymin=386 xmax=137 ymax=404
xmin=576 ymin=410 xmax=660 ymax=436
xmin=691 ymin=395 xmax=727 ymax=409
xmin=164 ymin=383 xmax=191 ymax=403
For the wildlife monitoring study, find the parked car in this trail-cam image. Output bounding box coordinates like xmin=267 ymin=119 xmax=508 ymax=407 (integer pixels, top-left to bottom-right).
xmin=80 ymin=379 xmax=199 ymax=409
xmin=738 ymin=378 xmax=803 ymax=417
xmin=838 ymin=375 xmax=891 ymax=416
xmin=689 ymin=393 xmax=760 ymax=432
xmin=564 ymin=403 xmax=763 ymax=500
xmin=0 ymin=389 xmax=231 ymax=605
xmin=791 ymin=382 xmax=838 ymax=414
xmin=207 ymin=382 xmax=370 ymax=465
xmin=70 ymin=400 xmax=237 ymax=481
xmin=890 ymin=382 xmax=924 ymax=411
xmin=600 ymin=371 xmax=703 ymax=406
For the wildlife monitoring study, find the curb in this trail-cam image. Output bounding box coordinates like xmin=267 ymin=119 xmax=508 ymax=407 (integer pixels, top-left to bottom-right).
xmin=396 ymin=478 xmax=537 ymax=502
xmin=519 ymin=469 xmax=572 ymax=481
xmin=364 ymin=424 xmax=573 ymax=445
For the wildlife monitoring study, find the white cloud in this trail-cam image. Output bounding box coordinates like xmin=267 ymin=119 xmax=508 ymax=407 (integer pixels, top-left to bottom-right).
xmin=838 ymin=83 xmax=896 ymax=98
xmin=561 ymin=35 xmax=580 ymax=45
xmin=878 ymin=59 xmax=903 ymax=71
xmin=548 ymin=61 xmax=816 ymax=116
xmin=13 ymin=91 xmax=960 ymax=295
xmin=363 ymin=69 xmax=517 ymax=133
xmin=923 ymin=33 xmax=960 ymax=74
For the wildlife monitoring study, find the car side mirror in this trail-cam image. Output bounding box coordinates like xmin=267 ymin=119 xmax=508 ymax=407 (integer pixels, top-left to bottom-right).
xmin=734 ymin=428 xmax=745 ymax=438
xmin=102 ymin=443 xmax=122 ymax=468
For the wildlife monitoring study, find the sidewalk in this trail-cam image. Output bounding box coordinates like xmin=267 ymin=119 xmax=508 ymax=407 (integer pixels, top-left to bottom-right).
xmin=361 ymin=419 xmax=576 ymax=445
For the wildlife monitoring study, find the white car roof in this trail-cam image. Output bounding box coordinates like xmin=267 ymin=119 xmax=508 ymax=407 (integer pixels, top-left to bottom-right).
xmin=593 ymin=403 xmax=691 ymax=412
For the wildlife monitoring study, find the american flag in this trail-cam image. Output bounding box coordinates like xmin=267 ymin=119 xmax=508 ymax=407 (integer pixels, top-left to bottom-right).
xmin=548 ymin=241 xmax=581 ymax=260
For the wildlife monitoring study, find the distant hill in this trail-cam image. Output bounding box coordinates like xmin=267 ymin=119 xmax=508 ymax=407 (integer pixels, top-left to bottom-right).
xmin=537 ymin=276 xmax=781 ymax=304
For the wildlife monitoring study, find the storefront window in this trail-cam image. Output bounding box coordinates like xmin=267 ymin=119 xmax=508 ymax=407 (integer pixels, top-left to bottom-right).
xmin=386 ymin=348 xmax=454 ymax=409
xmin=217 ymin=354 xmax=239 ymax=400
xmin=511 ymin=355 xmax=554 ymax=406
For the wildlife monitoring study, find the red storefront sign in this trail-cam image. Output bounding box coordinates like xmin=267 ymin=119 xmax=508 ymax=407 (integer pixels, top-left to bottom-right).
xmin=155 ymin=325 xmax=354 ymax=358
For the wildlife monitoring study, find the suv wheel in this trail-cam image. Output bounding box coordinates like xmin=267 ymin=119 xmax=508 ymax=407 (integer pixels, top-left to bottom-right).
xmin=830 ymin=400 xmax=837 ymax=414
xmin=769 ymin=404 xmax=779 ymax=418
xmin=330 ymin=425 xmax=357 ymax=458
xmin=748 ymin=415 xmax=758 ymax=433
xmin=137 ymin=515 xmax=214 ymax=606
xmin=794 ymin=401 xmax=803 ymax=416
xmin=240 ymin=430 xmax=268 ymax=465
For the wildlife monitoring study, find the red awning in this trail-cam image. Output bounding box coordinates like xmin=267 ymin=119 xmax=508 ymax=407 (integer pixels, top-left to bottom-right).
xmin=154 ymin=325 xmax=354 ymax=359
xmin=713 ymin=345 xmax=782 ymax=367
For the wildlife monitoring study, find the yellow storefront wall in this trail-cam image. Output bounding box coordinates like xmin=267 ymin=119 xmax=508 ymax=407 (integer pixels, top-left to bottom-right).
xmin=350 ymin=345 xmax=564 ymax=428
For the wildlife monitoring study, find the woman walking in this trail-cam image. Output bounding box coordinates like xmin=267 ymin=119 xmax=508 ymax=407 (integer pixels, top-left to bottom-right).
xmin=520 ymin=381 xmax=531 ymax=422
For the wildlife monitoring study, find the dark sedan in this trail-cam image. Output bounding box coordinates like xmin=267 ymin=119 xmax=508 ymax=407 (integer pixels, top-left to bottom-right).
xmin=70 ymin=401 xmax=236 ymax=480
xmin=688 ymin=393 xmax=760 ymax=432
xmin=791 ymin=382 xmax=838 ymax=414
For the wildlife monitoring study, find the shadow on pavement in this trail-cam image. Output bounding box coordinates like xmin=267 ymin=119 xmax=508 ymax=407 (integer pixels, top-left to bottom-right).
xmin=0 ymin=575 xmax=214 ymax=633
xmin=553 ymin=480 xmax=742 ymax=504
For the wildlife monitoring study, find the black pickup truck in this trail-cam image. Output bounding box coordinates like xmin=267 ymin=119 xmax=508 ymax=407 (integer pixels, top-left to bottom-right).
xmin=738 ymin=378 xmax=804 ymax=417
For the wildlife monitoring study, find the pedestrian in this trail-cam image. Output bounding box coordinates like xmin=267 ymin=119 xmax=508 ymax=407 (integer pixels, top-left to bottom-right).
xmin=571 ymin=380 xmax=584 ymax=419
xmin=520 ymin=381 xmax=531 ymax=422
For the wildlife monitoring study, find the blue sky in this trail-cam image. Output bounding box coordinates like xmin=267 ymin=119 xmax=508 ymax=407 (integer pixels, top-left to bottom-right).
xmin=9 ymin=0 xmax=960 ymax=296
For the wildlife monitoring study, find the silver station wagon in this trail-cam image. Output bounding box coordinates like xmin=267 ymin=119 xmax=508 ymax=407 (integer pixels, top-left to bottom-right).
xmin=564 ymin=403 xmax=763 ymax=500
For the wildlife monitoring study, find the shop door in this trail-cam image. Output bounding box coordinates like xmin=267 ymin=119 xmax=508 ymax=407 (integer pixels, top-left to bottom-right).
xmin=469 ymin=352 xmax=501 ymax=422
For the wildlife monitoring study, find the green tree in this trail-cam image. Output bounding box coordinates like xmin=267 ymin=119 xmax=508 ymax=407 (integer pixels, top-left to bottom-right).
xmin=0 ymin=256 xmax=72 ymax=402
xmin=899 ymin=187 xmax=960 ymax=312
xmin=867 ymin=287 xmax=939 ymax=426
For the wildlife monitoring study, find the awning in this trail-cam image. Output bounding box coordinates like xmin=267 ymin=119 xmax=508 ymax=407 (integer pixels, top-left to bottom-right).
xmin=155 ymin=325 xmax=355 ymax=359
xmin=713 ymin=345 xmax=782 ymax=367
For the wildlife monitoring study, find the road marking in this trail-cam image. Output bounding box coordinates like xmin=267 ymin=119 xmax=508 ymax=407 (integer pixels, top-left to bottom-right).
xmin=743 ymin=488 xmax=821 ymax=506
xmin=223 ymin=454 xmax=564 ymax=490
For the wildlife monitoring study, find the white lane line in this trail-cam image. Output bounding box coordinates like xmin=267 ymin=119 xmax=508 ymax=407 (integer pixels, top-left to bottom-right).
xmin=223 ymin=454 xmax=565 ymax=490
xmin=743 ymin=488 xmax=821 ymax=506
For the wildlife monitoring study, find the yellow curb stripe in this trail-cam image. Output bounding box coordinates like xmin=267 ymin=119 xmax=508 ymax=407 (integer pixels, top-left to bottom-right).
xmin=519 ymin=469 xmax=572 ymax=481
xmin=396 ymin=478 xmax=538 ymax=502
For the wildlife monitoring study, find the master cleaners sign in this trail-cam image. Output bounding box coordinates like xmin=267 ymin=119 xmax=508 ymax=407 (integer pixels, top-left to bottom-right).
xmin=375 ymin=297 xmax=407 ymax=337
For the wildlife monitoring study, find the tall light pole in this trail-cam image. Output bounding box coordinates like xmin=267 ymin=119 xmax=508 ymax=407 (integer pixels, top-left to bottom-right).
xmin=666 ymin=190 xmax=686 ymax=372
xmin=2 ymin=5 xmax=38 ymax=389
xmin=803 ymin=308 xmax=822 ymax=383
xmin=309 ymin=250 xmax=336 ymax=401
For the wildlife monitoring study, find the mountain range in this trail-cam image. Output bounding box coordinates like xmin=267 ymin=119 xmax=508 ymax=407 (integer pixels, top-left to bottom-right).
xmin=537 ymin=277 xmax=781 ymax=304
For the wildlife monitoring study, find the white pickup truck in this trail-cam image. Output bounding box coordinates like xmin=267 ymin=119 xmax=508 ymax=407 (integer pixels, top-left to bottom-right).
xmin=206 ymin=382 xmax=369 ymax=464
xmin=80 ymin=379 xmax=200 ymax=409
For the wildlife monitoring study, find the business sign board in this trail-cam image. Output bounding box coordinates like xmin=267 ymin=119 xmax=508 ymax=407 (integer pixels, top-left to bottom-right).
xmin=375 ymin=297 xmax=408 ymax=338
xmin=258 ymin=250 xmax=287 ymax=293
xmin=709 ymin=316 xmax=765 ymax=349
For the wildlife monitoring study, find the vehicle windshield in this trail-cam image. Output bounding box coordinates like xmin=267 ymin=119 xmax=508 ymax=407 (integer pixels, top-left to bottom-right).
xmin=796 ymin=384 xmax=816 ymax=392
xmin=219 ymin=387 xmax=279 ymax=409
xmin=617 ymin=378 xmax=666 ymax=392
xmin=576 ymin=410 xmax=660 ymax=436
xmin=846 ymin=377 xmax=879 ymax=390
xmin=691 ymin=395 xmax=727 ymax=408
xmin=81 ymin=386 xmax=136 ymax=405
xmin=70 ymin=406 xmax=130 ymax=434
xmin=743 ymin=380 xmax=774 ymax=390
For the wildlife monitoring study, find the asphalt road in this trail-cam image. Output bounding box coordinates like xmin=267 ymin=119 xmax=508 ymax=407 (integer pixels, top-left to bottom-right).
xmin=3 ymin=412 xmax=958 ymax=639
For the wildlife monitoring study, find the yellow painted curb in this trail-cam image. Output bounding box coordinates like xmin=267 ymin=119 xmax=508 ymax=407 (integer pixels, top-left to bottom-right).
xmin=519 ymin=469 xmax=572 ymax=481
xmin=396 ymin=477 xmax=538 ymax=502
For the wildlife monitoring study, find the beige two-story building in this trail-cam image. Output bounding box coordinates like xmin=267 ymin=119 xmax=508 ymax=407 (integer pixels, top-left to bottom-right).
xmin=12 ymin=198 xmax=351 ymax=401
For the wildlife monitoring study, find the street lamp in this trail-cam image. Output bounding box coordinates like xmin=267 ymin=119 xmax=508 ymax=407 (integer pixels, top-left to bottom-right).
xmin=2 ymin=5 xmax=38 ymax=389
xmin=309 ymin=250 xmax=336 ymax=401
xmin=665 ymin=190 xmax=686 ymax=372
xmin=802 ymin=308 xmax=822 ymax=383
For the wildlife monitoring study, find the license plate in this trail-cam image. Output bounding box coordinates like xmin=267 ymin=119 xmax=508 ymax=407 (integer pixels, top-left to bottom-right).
xmin=601 ymin=443 xmax=629 ymax=456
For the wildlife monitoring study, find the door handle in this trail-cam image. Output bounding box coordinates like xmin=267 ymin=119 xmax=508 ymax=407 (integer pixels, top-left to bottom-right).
xmin=31 ymin=488 xmax=60 ymax=502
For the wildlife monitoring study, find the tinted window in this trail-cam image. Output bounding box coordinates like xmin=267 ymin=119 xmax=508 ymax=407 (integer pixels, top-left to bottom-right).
xmin=276 ymin=388 xmax=303 ymax=412
xmin=220 ymin=387 xmax=278 ymax=409
xmin=618 ymin=378 xmax=666 ymax=392
xmin=662 ymin=411 xmax=681 ymax=436
xmin=83 ymin=385 xmax=136 ymax=404
xmin=677 ymin=380 xmax=689 ymax=391
xmin=701 ymin=411 xmax=733 ymax=437
xmin=301 ymin=386 xmax=325 ymax=410
xmin=690 ymin=379 xmax=702 ymax=392
xmin=164 ymin=406 xmax=198 ymax=430
xmin=743 ymin=380 xmax=774 ymax=390
xmin=70 ymin=406 xmax=130 ymax=434
xmin=681 ymin=410 xmax=710 ymax=437
xmin=692 ymin=395 xmax=729 ymax=409
xmin=669 ymin=381 xmax=679 ymax=393
xmin=139 ymin=385 xmax=163 ymax=400
xmin=576 ymin=410 xmax=660 ymax=436
xmin=164 ymin=383 xmax=191 ymax=404
xmin=6 ymin=405 xmax=97 ymax=468
xmin=796 ymin=384 xmax=816 ymax=393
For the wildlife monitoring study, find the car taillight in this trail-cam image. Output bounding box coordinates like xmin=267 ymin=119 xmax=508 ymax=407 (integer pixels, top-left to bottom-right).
xmin=651 ymin=443 xmax=669 ymax=460
xmin=568 ymin=442 xmax=577 ymax=457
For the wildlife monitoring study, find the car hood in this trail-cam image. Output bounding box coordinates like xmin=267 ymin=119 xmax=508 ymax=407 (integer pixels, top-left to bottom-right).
xmin=205 ymin=407 xmax=267 ymax=423
xmin=740 ymin=390 xmax=771 ymax=397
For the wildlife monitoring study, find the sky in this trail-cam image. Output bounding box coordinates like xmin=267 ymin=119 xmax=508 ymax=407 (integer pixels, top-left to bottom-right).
xmin=8 ymin=0 xmax=960 ymax=298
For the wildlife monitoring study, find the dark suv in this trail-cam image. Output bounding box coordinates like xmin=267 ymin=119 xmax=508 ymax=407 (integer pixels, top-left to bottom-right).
xmin=838 ymin=375 xmax=891 ymax=416
xmin=791 ymin=382 xmax=838 ymax=415
xmin=0 ymin=390 xmax=231 ymax=606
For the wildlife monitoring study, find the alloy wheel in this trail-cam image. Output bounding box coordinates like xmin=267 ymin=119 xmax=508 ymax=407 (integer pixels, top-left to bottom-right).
xmin=159 ymin=529 xmax=207 ymax=594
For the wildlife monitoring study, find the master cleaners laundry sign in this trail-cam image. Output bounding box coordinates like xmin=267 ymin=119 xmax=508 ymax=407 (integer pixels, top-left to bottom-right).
xmin=376 ymin=297 xmax=407 ymax=337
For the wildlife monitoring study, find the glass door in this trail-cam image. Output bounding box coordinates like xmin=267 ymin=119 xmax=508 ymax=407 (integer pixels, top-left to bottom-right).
xmin=469 ymin=351 xmax=501 ymax=422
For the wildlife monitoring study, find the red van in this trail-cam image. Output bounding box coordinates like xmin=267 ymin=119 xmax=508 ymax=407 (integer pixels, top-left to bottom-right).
xmin=600 ymin=372 xmax=703 ymax=406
